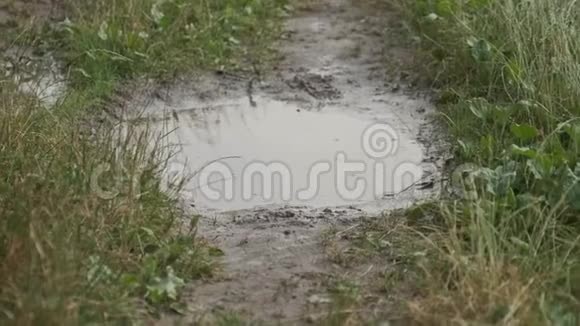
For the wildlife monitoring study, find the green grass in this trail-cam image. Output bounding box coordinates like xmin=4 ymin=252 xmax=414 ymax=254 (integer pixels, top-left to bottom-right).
xmin=330 ymin=0 xmax=580 ymax=324
xmin=0 ymin=0 xmax=287 ymax=324
xmin=0 ymin=82 xmax=217 ymax=324
xmin=48 ymin=0 xmax=287 ymax=99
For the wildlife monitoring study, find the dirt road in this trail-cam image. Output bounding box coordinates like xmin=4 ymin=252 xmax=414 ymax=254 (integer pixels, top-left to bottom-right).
xmin=137 ymin=0 xmax=442 ymax=323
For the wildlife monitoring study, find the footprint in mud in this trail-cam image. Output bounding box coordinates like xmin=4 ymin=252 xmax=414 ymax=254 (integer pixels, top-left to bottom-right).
xmin=286 ymin=73 xmax=342 ymax=100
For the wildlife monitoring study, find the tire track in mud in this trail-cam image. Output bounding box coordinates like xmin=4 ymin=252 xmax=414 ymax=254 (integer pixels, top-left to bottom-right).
xmin=147 ymin=0 xmax=444 ymax=324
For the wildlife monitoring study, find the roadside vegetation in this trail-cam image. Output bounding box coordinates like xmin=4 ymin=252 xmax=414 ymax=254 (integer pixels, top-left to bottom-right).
xmin=327 ymin=0 xmax=580 ymax=324
xmin=51 ymin=0 xmax=286 ymax=100
xmin=0 ymin=0 xmax=286 ymax=324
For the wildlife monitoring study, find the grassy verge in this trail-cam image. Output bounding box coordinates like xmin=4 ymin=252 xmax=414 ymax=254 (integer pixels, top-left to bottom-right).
xmin=0 ymin=85 xmax=216 ymax=324
xmin=51 ymin=0 xmax=287 ymax=100
xmin=329 ymin=0 xmax=580 ymax=324
xmin=0 ymin=0 xmax=287 ymax=324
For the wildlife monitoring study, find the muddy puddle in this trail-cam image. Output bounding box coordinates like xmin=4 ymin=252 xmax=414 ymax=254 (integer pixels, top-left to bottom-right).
xmin=147 ymin=94 xmax=432 ymax=214
xmin=130 ymin=0 xmax=445 ymax=323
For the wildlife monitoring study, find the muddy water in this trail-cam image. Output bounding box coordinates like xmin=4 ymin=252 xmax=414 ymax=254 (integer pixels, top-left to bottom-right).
xmin=154 ymin=95 xmax=425 ymax=212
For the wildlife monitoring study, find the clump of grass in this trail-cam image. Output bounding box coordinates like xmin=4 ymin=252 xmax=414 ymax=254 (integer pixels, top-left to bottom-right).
xmin=406 ymin=198 xmax=580 ymax=324
xmin=48 ymin=0 xmax=287 ymax=98
xmin=402 ymin=0 xmax=580 ymax=323
xmin=330 ymin=0 xmax=580 ymax=324
xmin=320 ymin=280 xmax=363 ymax=326
xmin=0 ymin=81 xmax=218 ymax=324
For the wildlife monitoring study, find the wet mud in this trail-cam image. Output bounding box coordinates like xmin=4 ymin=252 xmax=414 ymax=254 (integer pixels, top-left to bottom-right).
xmin=128 ymin=0 xmax=445 ymax=323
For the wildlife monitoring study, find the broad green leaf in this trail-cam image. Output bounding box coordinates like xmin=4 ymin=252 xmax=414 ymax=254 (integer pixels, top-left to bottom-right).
xmin=469 ymin=103 xmax=485 ymax=119
xmin=511 ymin=144 xmax=537 ymax=158
xmin=511 ymin=123 xmax=538 ymax=141
xmin=146 ymin=266 xmax=185 ymax=303
xmin=469 ymin=39 xmax=491 ymax=62
xmin=120 ymin=273 xmax=140 ymax=290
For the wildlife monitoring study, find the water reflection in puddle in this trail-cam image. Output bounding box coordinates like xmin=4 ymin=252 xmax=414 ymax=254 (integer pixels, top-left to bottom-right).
xmin=150 ymin=97 xmax=425 ymax=212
